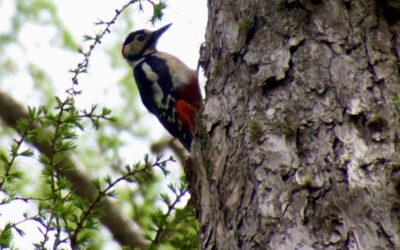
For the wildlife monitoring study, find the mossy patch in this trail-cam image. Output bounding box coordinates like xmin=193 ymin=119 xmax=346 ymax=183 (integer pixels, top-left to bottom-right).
xmin=248 ymin=117 xmax=263 ymax=141
xmin=239 ymin=16 xmax=253 ymax=36
xmin=273 ymin=119 xmax=297 ymax=138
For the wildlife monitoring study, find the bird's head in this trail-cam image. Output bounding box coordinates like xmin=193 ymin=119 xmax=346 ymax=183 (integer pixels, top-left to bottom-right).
xmin=122 ymin=23 xmax=172 ymax=62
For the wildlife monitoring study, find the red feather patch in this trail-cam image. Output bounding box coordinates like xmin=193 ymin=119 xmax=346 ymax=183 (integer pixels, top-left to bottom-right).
xmin=176 ymin=100 xmax=197 ymax=133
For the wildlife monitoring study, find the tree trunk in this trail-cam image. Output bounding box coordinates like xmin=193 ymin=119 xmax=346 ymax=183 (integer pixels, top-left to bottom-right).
xmin=191 ymin=0 xmax=400 ymax=249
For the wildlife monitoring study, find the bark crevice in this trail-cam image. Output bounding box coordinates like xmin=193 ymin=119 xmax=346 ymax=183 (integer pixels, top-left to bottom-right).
xmin=193 ymin=0 xmax=400 ymax=249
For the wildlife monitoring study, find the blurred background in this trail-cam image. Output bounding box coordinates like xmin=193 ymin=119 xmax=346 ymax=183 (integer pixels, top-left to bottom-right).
xmin=0 ymin=0 xmax=207 ymax=248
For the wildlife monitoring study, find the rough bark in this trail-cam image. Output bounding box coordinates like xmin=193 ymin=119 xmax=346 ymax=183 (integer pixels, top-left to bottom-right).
xmin=192 ymin=0 xmax=400 ymax=249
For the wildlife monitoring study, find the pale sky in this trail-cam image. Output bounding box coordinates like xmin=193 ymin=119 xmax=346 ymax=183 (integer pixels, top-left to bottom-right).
xmin=0 ymin=0 xmax=207 ymax=248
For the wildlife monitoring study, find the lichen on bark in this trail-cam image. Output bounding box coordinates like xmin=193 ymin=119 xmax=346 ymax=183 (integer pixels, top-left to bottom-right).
xmin=191 ymin=0 xmax=400 ymax=249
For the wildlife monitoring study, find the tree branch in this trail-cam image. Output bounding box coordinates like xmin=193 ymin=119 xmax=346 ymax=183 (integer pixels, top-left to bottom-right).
xmin=0 ymin=90 xmax=149 ymax=249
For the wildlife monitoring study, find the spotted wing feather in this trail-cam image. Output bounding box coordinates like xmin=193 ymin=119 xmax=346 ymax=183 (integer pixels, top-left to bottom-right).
xmin=133 ymin=53 xmax=194 ymax=149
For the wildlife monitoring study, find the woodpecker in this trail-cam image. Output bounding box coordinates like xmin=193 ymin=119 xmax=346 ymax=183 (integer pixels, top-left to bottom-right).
xmin=122 ymin=24 xmax=202 ymax=151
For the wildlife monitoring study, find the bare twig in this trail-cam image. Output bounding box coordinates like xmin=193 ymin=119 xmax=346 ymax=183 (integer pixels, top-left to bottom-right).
xmin=0 ymin=90 xmax=149 ymax=249
xmin=66 ymin=156 xmax=172 ymax=247
xmin=67 ymin=0 xmax=138 ymax=96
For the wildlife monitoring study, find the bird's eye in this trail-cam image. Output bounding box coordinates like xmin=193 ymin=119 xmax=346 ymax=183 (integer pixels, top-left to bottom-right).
xmin=137 ymin=35 xmax=145 ymax=41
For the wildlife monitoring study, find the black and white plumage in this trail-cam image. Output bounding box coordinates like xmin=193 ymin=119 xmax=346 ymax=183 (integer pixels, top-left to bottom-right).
xmin=122 ymin=24 xmax=202 ymax=150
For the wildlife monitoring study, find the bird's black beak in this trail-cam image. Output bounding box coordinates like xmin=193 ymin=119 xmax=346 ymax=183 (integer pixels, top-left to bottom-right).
xmin=150 ymin=23 xmax=172 ymax=42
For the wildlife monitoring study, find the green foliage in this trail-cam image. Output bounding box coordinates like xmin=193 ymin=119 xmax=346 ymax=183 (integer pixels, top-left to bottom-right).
xmin=150 ymin=1 xmax=167 ymax=24
xmin=0 ymin=0 xmax=76 ymax=56
xmin=0 ymin=97 xmax=118 ymax=249
xmin=147 ymin=180 xmax=199 ymax=249
xmin=0 ymin=223 xmax=13 ymax=248
xmin=15 ymin=0 xmax=77 ymax=50
xmin=0 ymin=0 xmax=200 ymax=249
xmin=0 ymin=107 xmax=40 ymax=198
xmin=0 ymin=91 xmax=189 ymax=249
xmin=29 ymin=62 xmax=55 ymax=102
